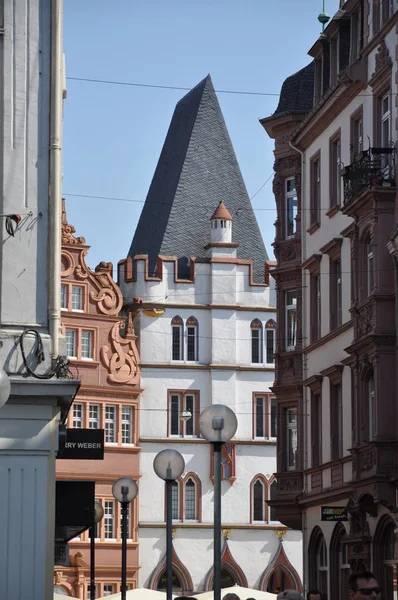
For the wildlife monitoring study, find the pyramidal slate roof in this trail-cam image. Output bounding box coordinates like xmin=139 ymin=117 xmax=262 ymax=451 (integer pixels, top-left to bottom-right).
xmin=128 ymin=75 xmax=268 ymax=281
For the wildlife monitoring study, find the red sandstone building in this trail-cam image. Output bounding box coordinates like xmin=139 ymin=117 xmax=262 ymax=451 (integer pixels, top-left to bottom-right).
xmin=263 ymin=2 xmax=398 ymax=599
xmin=54 ymin=202 xmax=141 ymax=598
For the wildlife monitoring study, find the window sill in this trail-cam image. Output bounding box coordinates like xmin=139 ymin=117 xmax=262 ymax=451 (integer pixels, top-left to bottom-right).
xmin=71 ymin=309 xmax=84 ymax=313
xmin=307 ymin=221 xmax=320 ymax=235
xmin=326 ymin=204 xmax=340 ymax=218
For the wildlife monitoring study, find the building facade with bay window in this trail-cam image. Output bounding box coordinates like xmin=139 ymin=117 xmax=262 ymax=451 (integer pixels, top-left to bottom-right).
xmin=118 ymin=75 xmax=302 ymax=595
xmin=263 ymin=2 xmax=398 ymax=599
xmin=54 ymin=202 xmax=141 ymax=598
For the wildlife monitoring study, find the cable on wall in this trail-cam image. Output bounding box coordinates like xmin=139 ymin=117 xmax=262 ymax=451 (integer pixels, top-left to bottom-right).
xmin=19 ymin=329 xmax=73 ymax=380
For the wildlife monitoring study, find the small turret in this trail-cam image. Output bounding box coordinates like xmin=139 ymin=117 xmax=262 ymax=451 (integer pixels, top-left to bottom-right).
xmin=210 ymin=201 xmax=233 ymax=244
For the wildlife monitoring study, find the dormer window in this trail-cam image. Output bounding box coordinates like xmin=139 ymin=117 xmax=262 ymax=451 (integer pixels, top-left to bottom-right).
xmin=350 ymin=8 xmax=363 ymax=63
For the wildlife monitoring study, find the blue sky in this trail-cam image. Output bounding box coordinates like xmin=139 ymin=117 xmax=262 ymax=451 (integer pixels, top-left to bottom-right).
xmin=63 ymin=0 xmax=338 ymax=272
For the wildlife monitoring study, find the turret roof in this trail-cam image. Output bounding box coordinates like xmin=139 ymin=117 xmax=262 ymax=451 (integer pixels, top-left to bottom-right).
xmin=210 ymin=201 xmax=232 ymax=221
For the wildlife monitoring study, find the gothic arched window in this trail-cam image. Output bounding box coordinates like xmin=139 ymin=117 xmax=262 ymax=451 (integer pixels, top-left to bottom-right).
xmin=171 ymin=316 xmax=183 ymax=361
xmin=251 ymin=319 xmax=263 ymax=364
xmin=265 ymin=319 xmax=276 ymax=364
xmin=186 ymin=316 xmax=199 ymax=362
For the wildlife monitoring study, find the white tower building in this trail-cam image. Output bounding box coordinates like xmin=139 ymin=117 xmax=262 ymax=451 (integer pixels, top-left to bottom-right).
xmin=119 ymin=76 xmax=303 ymax=596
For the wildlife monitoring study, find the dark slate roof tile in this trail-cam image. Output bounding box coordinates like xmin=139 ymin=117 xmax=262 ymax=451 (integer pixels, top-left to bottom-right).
xmin=128 ymin=75 xmax=268 ymax=281
xmin=274 ymin=62 xmax=315 ymax=115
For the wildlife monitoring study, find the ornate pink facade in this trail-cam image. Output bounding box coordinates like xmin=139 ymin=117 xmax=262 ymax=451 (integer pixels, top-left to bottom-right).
xmin=54 ymin=201 xmax=141 ymax=599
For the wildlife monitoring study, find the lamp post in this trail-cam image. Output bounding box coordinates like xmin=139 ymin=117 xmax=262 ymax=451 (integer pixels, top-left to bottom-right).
xmin=89 ymin=500 xmax=104 ymax=600
xmin=0 ymin=367 xmax=11 ymax=409
xmin=199 ymin=405 xmax=237 ymax=600
xmin=112 ymin=477 xmax=139 ymax=600
xmin=153 ymin=449 xmax=185 ymax=600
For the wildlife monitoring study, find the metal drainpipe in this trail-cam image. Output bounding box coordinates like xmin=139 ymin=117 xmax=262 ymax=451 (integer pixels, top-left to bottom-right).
xmin=48 ymin=0 xmax=63 ymax=360
xmin=289 ymin=138 xmax=308 ymax=591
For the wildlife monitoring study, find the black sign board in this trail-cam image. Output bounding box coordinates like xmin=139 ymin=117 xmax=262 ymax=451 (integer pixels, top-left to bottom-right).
xmin=57 ymin=428 xmax=104 ymax=460
xmin=55 ymin=480 xmax=95 ymax=542
xmin=321 ymin=506 xmax=348 ymax=521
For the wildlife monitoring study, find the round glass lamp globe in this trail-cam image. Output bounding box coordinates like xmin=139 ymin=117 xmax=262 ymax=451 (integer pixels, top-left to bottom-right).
xmin=94 ymin=500 xmax=104 ymax=524
xmin=0 ymin=368 xmax=11 ymax=409
xmin=199 ymin=404 xmax=237 ymax=443
xmin=153 ymin=449 xmax=185 ymax=481
xmin=112 ymin=477 xmax=138 ymax=503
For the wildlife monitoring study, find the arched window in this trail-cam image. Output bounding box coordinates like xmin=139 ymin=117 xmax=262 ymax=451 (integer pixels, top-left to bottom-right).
xmin=253 ymin=479 xmax=265 ymax=521
xmin=267 ymin=568 xmax=287 ymax=594
xmin=186 ymin=316 xmax=198 ymax=362
xmin=374 ymin=516 xmax=397 ymax=600
xmin=330 ymin=523 xmax=348 ymax=600
xmin=251 ymin=319 xmax=263 ymax=364
xmin=269 ymin=479 xmax=278 ymax=522
xmin=184 ymin=478 xmax=197 ymax=520
xmin=265 ymin=319 xmax=276 ymax=364
xmin=157 ymin=570 xmax=183 ymax=593
xmin=308 ymin=527 xmax=328 ymax=600
xmin=171 ymin=316 xmax=183 ymax=361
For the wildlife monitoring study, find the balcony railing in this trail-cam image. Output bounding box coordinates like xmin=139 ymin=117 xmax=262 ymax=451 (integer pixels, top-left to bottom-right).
xmin=342 ymin=147 xmax=396 ymax=206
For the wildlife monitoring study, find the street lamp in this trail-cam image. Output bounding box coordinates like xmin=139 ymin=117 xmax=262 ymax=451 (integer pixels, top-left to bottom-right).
xmin=0 ymin=367 xmax=11 ymax=409
xmin=112 ymin=477 xmax=139 ymax=600
xmin=199 ymin=405 xmax=237 ymax=600
xmin=89 ymin=500 xmax=104 ymax=600
xmin=153 ymin=449 xmax=185 ymax=600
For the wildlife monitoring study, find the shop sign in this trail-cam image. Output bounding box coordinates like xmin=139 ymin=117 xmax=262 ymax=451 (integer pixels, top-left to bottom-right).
xmin=321 ymin=506 xmax=348 ymax=521
xmin=57 ymin=428 xmax=104 ymax=460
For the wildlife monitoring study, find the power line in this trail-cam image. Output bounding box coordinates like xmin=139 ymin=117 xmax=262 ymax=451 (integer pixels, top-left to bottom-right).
xmin=66 ymin=76 xmax=280 ymax=97
xmin=66 ymin=75 xmax=398 ymax=99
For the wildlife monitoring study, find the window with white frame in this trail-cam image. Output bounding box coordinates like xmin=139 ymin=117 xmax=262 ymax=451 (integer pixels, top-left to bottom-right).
xmin=105 ymin=406 xmax=116 ymax=443
xmin=81 ymin=330 xmax=93 ymax=359
xmin=121 ymin=406 xmax=133 ymax=444
xmin=169 ymin=392 xmax=197 ymax=437
xmin=89 ymin=404 xmax=100 ymax=429
xmin=254 ymin=395 xmax=277 ymax=439
xmin=61 ymin=284 xmax=67 ymax=310
xmin=103 ymin=584 xmax=115 ymax=596
xmin=73 ymin=403 xmax=84 ymax=429
xmin=352 ymin=112 xmax=363 ymax=158
xmin=265 ymin=319 xmax=276 ymax=364
xmin=251 ymin=319 xmax=262 ymax=363
xmin=285 ymin=292 xmax=297 ymax=350
xmin=66 ymin=329 xmax=77 ymax=358
xmin=71 ymin=286 xmax=83 ymax=311
xmin=381 ymin=93 xmax=390 ymax=147
xmin=171 ymin=316 xmax=183 ymax=361
xmin=286 ymin=407 xmax=298 ymax=470
xmin=285 ymin=178 xmax=297 ymax=238
xmin=104 ymin=500 xmax=115 ymax=539
xmin=186 ymin=316 xmax=198 ymax=361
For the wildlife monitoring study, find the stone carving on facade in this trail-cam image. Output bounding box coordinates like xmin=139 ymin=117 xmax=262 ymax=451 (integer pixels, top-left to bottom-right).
xmin=280 ymin=244 xmax=296 ymax=262
xmin=374 ymin=40 xmax=393 ymax=75
xmin=361 ymin=449 xmax=376 ymax=472
xmin=274 ymin=156 xmax=301 ymax=173
xmin=278 ymin=477 xmax=298 ymax=492
xmin=90 ymin=261 xmax=123 ymax=316
xmin=100 ymin=314 xmax=140 ymax=385
xmin=61 ymin=250 xmax=75 ymax=278
xmin=61 ymin=200 xmax=86 ymax=245
xmin=355 ymin=301 xmax=374 ymax=337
